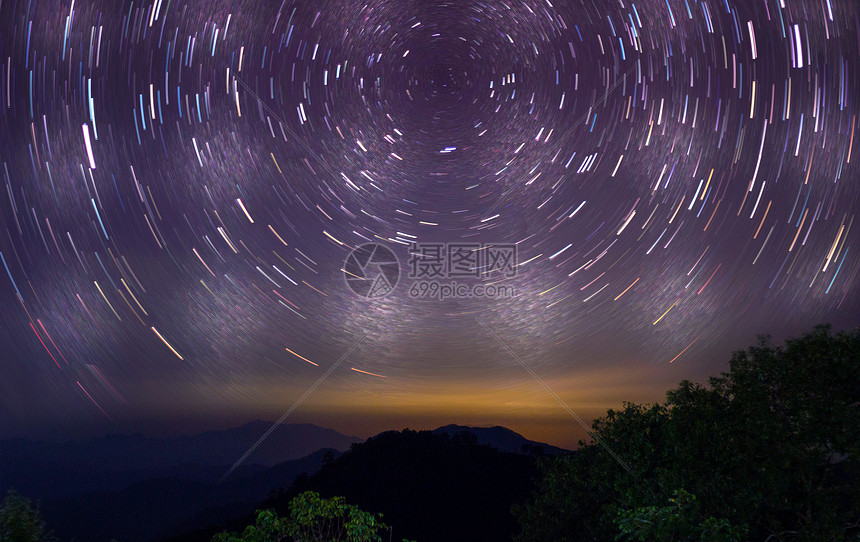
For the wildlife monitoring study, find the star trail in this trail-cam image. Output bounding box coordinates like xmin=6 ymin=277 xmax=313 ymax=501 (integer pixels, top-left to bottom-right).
xmin=0 ymin=0 xmax=858 ymax=447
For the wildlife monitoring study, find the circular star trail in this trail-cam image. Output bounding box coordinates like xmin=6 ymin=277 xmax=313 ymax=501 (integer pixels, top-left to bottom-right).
xmin=1 ymin=0 xmax=858 ymax=442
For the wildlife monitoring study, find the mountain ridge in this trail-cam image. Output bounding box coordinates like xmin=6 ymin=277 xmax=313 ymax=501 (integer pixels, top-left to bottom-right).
xmin=0 ymin=421 xmax=361 ymax=501
xmin=431 ymin=423 xmax=570 ymax=455
xmin=2 ymin=421 xmax=568 ymax=542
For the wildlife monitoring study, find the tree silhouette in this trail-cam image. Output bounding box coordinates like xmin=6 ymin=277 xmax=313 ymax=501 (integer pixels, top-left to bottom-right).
xmin=212 ymin=491 xmax=411 ymax=542
xmin=0 ymin=489 xmax=57 ymax=542
xmin=515 ymin=325 xmax=860 ymax=541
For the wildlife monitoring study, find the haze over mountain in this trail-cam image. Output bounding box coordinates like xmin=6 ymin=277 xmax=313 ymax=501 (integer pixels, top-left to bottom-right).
xmin=0 ymin=421 xmax=361 ymax=501
xmin=42 ymin=448 xmax=340 ymax=542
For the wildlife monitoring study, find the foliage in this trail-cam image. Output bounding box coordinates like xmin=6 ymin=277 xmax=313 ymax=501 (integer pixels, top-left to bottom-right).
xmin=0 ymin=489 xmax=57 ymax=542
xmin=615 ymin=489 xmax=746 ymax=542
xmin=212 ymin=491 xmax=401 ymax=542
xmin=514 ymin=325 xmax=860 ymax=541
xmin=286 ymin=491 xmax=387 ymax=542
xmin=212 ymin=509 xmax=289 ymax=542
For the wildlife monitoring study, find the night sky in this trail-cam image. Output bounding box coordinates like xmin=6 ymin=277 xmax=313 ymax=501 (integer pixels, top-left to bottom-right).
xmin=1 ymin=0 xmax=858 ymax=449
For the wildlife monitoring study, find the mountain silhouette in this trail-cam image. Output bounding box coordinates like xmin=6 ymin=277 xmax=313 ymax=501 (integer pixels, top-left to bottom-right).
xmin=41 ymin=448 xmax=341 ymax=542
xmin=431 ymin=424 xmax=568 ymax=455
xmin=1 ymin=421 xmax=361 ymax=501
xmin=253 ymin=428 xmax=559 ymax=542
xmin=3 ymin=422 xmax=566 ymax=541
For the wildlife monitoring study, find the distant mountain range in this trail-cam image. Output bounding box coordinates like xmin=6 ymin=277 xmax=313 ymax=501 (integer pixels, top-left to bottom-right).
xmin=0 ymin=421 xmax=361 ymax=500
xmin=0 ymin=422 xmax=568 ymax=541
xmin=44 ymin=448 xmax=341 ymax=542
